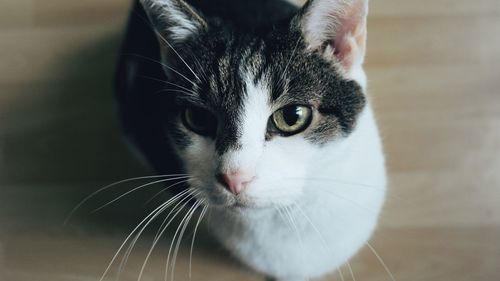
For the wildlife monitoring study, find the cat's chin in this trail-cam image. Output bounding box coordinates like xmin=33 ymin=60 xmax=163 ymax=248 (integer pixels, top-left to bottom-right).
xmin=231 ymin=201 xmax=269 ymax=211
xmin=209 ymin=200 xmax=276 ymax=214
xmin=193 ymin=185 xmax=279 ymax=211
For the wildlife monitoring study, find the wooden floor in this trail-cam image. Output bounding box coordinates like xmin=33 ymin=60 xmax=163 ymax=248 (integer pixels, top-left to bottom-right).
xmin=1 ymin=0 xmax=500 ymax=280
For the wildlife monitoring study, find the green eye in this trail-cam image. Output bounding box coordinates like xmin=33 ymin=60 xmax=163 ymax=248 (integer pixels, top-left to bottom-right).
xmin=182 ymin=107 xmax=217 ymax=136
xmin=272 ymin=105 xmax=313 ymax=135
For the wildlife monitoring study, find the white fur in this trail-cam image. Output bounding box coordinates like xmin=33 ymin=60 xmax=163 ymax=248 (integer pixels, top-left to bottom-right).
xmin=141 ymin=0 xmax=204 ymax=41
xmin=209 ymin=103 xmax=385 ymax=281
xmin=162 ymin=1 xmax=385 ymax=279
xmin=219 ymin=74 xmax=271 ymax=176
xmin=182 ymin=72 xmax=318 ymax=209
xmin=348 ymin=64 xmax=368 ymax=89
xmin=179 ymin=67 xmax=385 ymax=280
xmin=303 ymin=0 xmax=348 ymax=49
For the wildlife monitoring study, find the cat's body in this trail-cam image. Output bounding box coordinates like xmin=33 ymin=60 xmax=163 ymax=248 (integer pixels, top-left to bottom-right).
xmin=115 ymin=0 xmax=386 ymax=280
xmin=209 ymin=106 xmax=385 ymax=279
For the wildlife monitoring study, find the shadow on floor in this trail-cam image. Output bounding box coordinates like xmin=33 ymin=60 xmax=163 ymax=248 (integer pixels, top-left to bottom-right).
xmin=0 ymin=30 xmax=233 ymax=267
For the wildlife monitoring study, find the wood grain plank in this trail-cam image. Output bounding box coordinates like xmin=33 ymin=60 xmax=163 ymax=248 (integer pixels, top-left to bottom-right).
xmin=0 ymin=0 xmax=33 ymax=28
xmin=33 ymin=0 xmax=131 ymax=26
xmin=1 ymin=0 xmax=500 ymax=280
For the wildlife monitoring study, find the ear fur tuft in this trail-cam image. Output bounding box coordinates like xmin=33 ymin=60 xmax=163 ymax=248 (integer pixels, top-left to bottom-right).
xmin=299 ymin=0 xmax=369 ymax=73
xmin=140 ymin=0 xmax=207 ymax=42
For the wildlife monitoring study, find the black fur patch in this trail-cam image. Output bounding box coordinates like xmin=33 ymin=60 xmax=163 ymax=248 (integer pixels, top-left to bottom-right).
xmin=115 ymin=0 xmax=366 ymax=174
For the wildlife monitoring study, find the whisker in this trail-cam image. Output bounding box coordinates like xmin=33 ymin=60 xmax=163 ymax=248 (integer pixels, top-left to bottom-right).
xmin=366 ymin=242 xmax=396 ymax=281
xmin=117 ymin=189 xmax=192 ymax=279
xmin=139 ymin=75 xmax=198 ymax=95
xmin=292 ymin=202 xmax=329 ymax=253
xmin=153 ymin=30 xmax=202 ymax=83
xmin=99 ymin=199 xmax=174 ymax=281
xmin=192 ymin=55 xmax=208 ymax=83
xmin=338 ymin=267 xmax=346 ymax=281
xmin=133 ymin=10 xmax=202 ymax=83
xmin=293 ymin=202 xmax=345 ymax=281
xmin=143 ymin=179 xmax=191 ymax=206
xmin=281 ymin=204 xmax=311 ymax=281
xmin=116 ymin=204 xmax=169 ymax=281
xmin=281 ymin=205 xmax=300 ymax=242
xmin=64 ymin=174 xmax=189 ymax=224
xmin=120 ymin=53 xmax=198 ymax=87
xmin=274 ymin=205 xmax=308 ymax=280
xmin=154 ymin=89 xmax=197 ymax=96
xmin=92 ymin=176 xmax=191 ymax=213
xmin=274 ymin=205 xmax=294 ymax=234
xmin=189 ymin=204 xmax=208 ymax=279
xmin=137 ymin=190 xmax=199 ymax=281
xmin=163 ymin=199 xmax=199 ymax=281
xmin=347 ymin=262 xmax=356 ymax=281
xmin=153 ymin=190 xmax=195 ymax=242
xmin=278 ymin=37 xmax=302 ymax=86
xmin=169 ymin=200 xmax=202 ymax=281
xmin=274 ymin=206 xmax=287 ymax=225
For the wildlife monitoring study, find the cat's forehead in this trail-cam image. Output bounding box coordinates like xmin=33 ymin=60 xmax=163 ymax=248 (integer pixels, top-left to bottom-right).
xmin=172 ymin=29 xmax=365 ymax=150
xmin=186 ymin=31 xmax=329 ymax=106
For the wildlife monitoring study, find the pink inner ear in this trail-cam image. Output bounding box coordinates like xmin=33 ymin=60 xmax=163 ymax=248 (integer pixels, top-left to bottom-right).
xmin=331 ymin=30 xmax=354 ymax=69
xmin=329 ymin=1 xmax=367 ymax=71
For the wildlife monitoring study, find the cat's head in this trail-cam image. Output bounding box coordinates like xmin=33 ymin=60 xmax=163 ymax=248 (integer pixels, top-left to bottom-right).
xmin=139 ymin=0 xmax=370 ymax=209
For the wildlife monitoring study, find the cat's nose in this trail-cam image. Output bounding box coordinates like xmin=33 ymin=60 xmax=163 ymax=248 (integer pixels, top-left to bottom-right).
xmin=217 ymin=171 xmax=255 ymax=195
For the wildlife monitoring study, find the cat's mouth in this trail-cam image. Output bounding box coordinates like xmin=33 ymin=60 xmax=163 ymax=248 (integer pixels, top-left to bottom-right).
xmin=232 ymin=201 xmax=259 ymax=210
xmin=191 ymin=180 xmax=279 ymax=210
xmin=229 ymin=195 xmax=280 ymax=211
xmin=201 ymin=192 xmax=267 ymax=211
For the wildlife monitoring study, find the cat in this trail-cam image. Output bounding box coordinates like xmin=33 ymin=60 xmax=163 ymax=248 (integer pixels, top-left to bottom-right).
xmin=114 ymin=0 xmax=386 ymax=280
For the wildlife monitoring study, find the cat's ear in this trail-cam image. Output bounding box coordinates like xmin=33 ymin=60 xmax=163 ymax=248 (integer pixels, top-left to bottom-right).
xmin=140 ymin=0 xmax=207 ymax=43
xmin=297 ymin=0 xmax=369 ymax=73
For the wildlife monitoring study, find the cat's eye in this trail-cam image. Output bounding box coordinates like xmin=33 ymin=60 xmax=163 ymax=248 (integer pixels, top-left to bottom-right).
xmin=182 ymin=107 xmax=217 ymax=136
xmin=272 ymin=105 xmax=312 ymax=135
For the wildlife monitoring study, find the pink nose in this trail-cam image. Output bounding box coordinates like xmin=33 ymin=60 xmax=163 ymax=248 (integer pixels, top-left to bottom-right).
xmin=217 ymin=171 xmax=255 ymax=195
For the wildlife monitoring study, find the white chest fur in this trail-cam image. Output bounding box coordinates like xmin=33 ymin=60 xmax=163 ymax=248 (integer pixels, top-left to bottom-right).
xmin=208 ymin=105 xmax=386 ymax=280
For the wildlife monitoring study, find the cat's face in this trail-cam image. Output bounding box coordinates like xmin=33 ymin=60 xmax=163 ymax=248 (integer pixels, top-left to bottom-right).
xmin=140 ymin=0 xmax=369 ymax=210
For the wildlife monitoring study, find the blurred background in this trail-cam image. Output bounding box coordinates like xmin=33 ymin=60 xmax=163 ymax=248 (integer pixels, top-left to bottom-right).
xmin=1 ymin=0 xmax=499 ymax=280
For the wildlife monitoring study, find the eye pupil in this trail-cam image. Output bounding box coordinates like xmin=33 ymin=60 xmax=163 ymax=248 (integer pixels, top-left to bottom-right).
xmin=282 ymin=106 xmax=301 ymax=126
